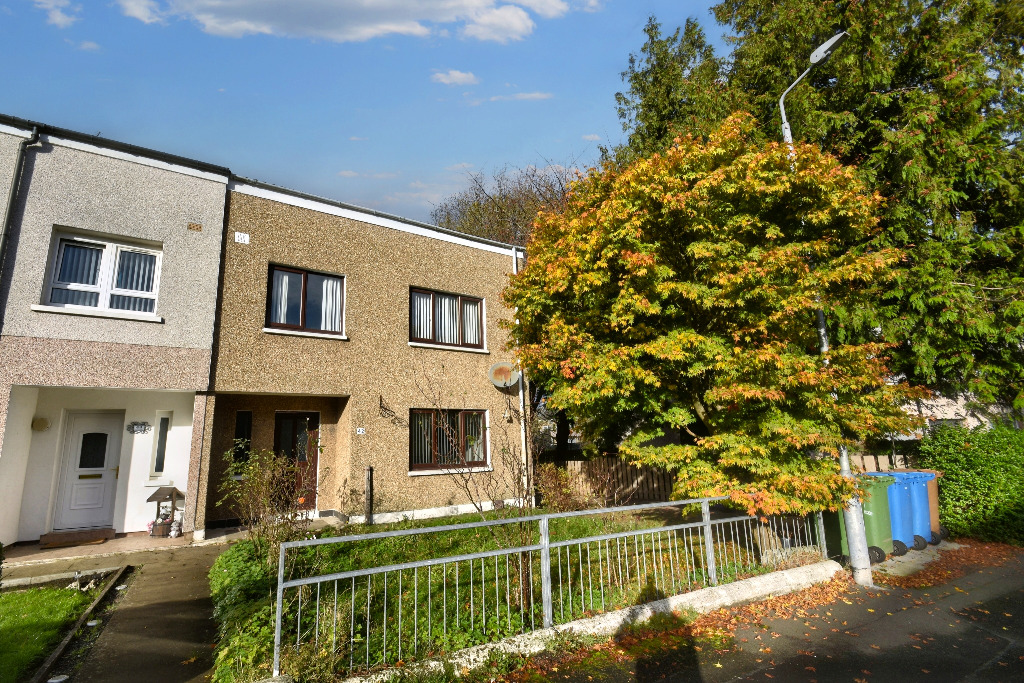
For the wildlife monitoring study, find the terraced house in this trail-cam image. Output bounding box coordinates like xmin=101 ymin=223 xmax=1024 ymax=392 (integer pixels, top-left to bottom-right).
xmin=0 ymin=113 xmax=527 ymax=547
xmin=0 ymin=114 xmax=228 ymax=546
xmin=191 ymin=181 xmax=526 ymax=537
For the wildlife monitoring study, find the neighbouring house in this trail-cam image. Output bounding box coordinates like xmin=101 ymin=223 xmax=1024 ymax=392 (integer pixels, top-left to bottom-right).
xmin=0 ymin=114 xmax=229 ymax=546
xmin=189 ymin=180 xmax=527 ymax=537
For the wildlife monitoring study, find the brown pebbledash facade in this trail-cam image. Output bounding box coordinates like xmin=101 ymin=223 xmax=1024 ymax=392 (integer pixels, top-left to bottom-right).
xmin=189 ymin=182 xmax=527 ymax=538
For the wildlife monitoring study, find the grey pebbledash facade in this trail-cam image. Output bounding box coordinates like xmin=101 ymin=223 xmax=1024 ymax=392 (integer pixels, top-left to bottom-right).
xmin=0 ymin=112 xmax=526 ymax=546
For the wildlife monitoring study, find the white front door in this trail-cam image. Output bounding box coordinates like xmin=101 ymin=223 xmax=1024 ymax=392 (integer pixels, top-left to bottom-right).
xmin=54 ymin=412 xmax=123 ymax=531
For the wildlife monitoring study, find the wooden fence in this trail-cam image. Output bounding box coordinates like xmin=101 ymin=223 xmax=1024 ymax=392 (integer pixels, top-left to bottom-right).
xmin=543 ymin=451 xmax=910 ymax=506
xmin=541 ymin=456 xmax=674 ymax=504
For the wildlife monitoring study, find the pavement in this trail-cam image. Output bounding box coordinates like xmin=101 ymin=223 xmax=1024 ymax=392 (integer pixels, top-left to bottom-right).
xmin=526 ymin=541 xmax=1024 ymax=683
xmin=6 ymin=531 xmax=1021 ymax=683
xmin=4 ymin=530 xmax=244 ymax=683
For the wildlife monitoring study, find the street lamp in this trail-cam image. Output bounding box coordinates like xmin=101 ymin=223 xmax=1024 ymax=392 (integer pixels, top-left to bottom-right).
xmin=777 ymin=31 xmax=875 ymax=588
xmin=779 ymin=31 xmax=848 ymax=152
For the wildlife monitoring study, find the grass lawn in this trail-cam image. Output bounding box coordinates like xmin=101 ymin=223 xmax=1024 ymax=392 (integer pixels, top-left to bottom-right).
xmin=0 ymin=586 xmax=95 ymax=683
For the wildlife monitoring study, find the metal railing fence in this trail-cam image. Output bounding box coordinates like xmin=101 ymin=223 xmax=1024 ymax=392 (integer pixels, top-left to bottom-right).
xmin=272 ymin=498 xmax=826 ymax=676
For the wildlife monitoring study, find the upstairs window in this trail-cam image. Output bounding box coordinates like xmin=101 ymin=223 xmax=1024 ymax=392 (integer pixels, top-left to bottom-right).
xmin=409 ymin=409 xmax=487 ymax=470
xmin=267 ymin=265 xmax=344 ymax=335
xmin=410 ymin=288 xmax=483 ymax=349
xmin=47 ymin=235 xmax=161 ymax=313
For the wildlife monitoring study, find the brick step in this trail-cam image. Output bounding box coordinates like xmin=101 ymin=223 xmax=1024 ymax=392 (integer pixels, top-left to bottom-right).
xmin=39 ymin=528 xmax=115 ymax=549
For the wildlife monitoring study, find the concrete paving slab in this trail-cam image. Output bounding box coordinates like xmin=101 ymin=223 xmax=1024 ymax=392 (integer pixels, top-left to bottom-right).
xmin=53 ymin=544 xmax=228 ymax=683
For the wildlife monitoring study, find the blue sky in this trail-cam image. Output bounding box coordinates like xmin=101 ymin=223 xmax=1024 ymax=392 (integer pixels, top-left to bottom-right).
xmin=1 ymin=0 xmax=726 ymax=222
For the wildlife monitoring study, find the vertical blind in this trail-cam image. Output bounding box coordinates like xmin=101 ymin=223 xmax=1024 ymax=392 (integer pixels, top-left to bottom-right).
xmin=410 ymin=291 xmax=433 ymax=339
xmin=52 ymin=239 xmax=159 ymax=312
xmin=409 ymin=410 xmax=486 ymax=468
xmin=410 ymin=289 xmax=483 ymax=347
xmin=57 ymin=243 xmax=102 ymax=285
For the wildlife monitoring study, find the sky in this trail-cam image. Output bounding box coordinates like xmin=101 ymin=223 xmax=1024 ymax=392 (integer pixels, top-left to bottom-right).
xmin=0 ymin=0 xmax=728 ymax=223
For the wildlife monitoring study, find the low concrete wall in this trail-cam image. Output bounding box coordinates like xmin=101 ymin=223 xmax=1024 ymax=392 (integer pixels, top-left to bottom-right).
xmin=339 ymin=559 xmax=844 ymax=683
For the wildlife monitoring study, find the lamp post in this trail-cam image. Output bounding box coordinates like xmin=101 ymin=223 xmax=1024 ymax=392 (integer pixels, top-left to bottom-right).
xmin=778 ymin=31 xmax=874 ymax=588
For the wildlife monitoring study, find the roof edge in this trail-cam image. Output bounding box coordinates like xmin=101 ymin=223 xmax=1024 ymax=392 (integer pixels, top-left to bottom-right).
xmin=0 ymin=112 xmax=232 ymax=178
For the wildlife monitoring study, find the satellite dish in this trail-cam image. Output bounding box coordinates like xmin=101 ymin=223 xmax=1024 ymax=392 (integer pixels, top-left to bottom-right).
xmin=488 ymin=362 xmax=521 ymax=388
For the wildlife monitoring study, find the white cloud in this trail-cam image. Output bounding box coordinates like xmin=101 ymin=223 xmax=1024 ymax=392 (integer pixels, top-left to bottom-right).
xmin=349 ymin=136 xmax=368 ymax=141
xmin=432 ymin=69 xmax=479 ymax=86
xmin=78 ymin=40 xmax=101 ymax=50
xmin=338 ymin=169 xmax=399 ymax=179
xmin=446 ymin=162 xmax=474 ymax=171
xmin=34 ymin=0 xmax=80 ymax=28
xmin=463 ymin=5 xmax=533 ymax=42
xmin=515 ymin=0 xmax=567 ymax=19
xmin=581 ymin=133 xmax=600 ymax=141
xmin=489 ymin=91 xmax=553 ymax=101
xmin=112 ymin=0 xmax=589 ymax=43
xmin=117 ymin=0 xmax=162 ymax=23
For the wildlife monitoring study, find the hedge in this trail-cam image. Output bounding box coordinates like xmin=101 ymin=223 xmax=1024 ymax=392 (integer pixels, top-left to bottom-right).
xmin=918 ymin=425 xmax=1024 ymax=545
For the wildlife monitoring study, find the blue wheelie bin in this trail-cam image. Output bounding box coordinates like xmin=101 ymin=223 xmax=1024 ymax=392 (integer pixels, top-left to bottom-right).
xmin=904 ymin=471 xmax=936 ymax=549
xmin=865 ymin=472 xmax=913 ymax=555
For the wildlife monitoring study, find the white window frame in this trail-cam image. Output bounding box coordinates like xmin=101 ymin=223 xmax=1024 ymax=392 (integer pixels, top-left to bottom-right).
xmin=46 ymin=233 xmax=162 ymax=315
xmin=150 ymin=411 xmax=173 ymax=480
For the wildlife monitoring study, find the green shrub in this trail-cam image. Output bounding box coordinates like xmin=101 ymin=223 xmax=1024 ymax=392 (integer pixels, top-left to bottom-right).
xmin=918 ymin=425 xmax=1024 ymax=545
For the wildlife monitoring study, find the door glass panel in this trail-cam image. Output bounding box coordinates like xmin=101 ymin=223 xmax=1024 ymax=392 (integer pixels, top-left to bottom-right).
xmin=79 ymin=432 xmax=108 ymax=469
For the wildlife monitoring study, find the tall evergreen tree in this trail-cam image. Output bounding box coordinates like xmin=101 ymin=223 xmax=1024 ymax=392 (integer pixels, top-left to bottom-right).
xmin=613 ymin=2 xmax=1024 ymax=412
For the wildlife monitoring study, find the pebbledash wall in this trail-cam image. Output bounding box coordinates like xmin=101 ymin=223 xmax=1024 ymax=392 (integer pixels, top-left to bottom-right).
xmin=190 ymin=183 xmax=526 ymax=536
xmin=0 ymin=118 xmax=228 ymax=544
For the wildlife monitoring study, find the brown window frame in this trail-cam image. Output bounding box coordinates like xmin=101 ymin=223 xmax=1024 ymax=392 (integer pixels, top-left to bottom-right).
xmin=266 ymin=264 xmax=345 ymax=335
xmin=409 ymin=288 xmax=484 ymax=349
xmin=409 ymin=409 xmax=487 ymax=471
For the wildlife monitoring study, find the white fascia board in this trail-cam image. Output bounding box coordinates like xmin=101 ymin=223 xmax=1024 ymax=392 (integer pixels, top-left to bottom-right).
xmin=231 ymin=181 xmax=515 ymax=256
xmin=0 ymin=123 xmax=33 ymax=138
xmin=42 ymin=134 xmax=229 ymax=185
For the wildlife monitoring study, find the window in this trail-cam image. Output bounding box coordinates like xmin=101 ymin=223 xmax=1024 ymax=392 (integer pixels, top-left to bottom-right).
xmin=232 ymin=410 xmax=253 ymax=462
xmin=47 ymin=234 xmax=161 ymax=313
xmin=409 ymin=409 xmax=487 ymax=470
xmin=410 ymin=288 xmax=483 ymax=349
xmin=267 ymin=266 xmax=344 ymax=335
xmin=151 ymin=411 xmax=172 ymax=477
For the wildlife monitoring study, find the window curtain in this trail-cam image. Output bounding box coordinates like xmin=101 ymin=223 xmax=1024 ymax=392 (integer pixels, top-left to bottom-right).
xmin=461 ymin=300 xmax=481 ymax=346
xmin=435 ymin=293 xmax=459 ymax=344
xmin=270 ymin=270 xmax=302 ymax=326
xmin=319 ymin=276 xmax=342 ymax=332
xmin=411 ymin=291 xmax=433 ymax=339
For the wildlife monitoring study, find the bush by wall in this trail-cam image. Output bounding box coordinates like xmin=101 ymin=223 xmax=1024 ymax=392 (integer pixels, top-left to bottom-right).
xmin=918 ymin=425 xmax=1024 ymax=545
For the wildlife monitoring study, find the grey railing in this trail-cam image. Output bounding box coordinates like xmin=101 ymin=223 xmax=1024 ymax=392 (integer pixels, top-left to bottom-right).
xmin=272 ymin=498 xmax=826 ymax=676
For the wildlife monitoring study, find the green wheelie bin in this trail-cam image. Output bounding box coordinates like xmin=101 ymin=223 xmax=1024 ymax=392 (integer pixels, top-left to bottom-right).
xmin=824 ymin=475 xmax=895 ymax=564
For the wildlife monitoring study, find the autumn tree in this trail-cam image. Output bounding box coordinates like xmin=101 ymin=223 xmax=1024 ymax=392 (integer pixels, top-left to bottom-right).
xmin=612 ymin=4 xmax=1024 ymax=413
xmin=431 ymin=164 xmax=576 ymax=246
xmin=504 ymin=114 xmax=923 ymax=515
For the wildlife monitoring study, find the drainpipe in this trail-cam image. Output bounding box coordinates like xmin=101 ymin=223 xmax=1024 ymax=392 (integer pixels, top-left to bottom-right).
xmin=0 ymin=126 xmax=40 ymax=335
xmin=511 ymin=246 xmax=531 ymax=506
